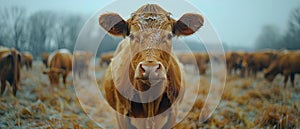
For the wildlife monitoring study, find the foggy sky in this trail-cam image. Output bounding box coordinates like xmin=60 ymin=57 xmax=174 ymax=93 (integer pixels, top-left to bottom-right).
xmin=1 ymin=0 xmax=299 ymax=47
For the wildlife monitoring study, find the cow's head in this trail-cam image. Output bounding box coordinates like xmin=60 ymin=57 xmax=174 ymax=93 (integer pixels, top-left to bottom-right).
xmin=43 ymin=68 xmax=65 ymax=86
xmin=263 ymin=63 xmax=278 ymax=82
xmin=99 ymin=4 xmax=203 ymax=95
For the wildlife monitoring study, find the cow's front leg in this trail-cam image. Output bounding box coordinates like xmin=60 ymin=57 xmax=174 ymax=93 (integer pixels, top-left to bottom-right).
xmin=1 ymin=80 xmax=6 ymax=96
xmin=63 ymin=74 xmax=67 ymax=88
xmin=290 ymin=73 xmax=295 ymax=88
xmin=283 ymin=74 xmax=289 ymax=88
xmin=12 ymin=81 xmax=18 ymax=96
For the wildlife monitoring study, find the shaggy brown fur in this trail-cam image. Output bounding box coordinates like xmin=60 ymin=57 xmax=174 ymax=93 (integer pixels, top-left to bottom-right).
xmin=43 ymin=49 xmax=72 ymax=87
xmin=264 ymin=51 xmax=300 ymax=88
xmin=0 ymin=47 xmax=21 ymax=96
xmin=99 ymin=4 xmax=204 ymax=129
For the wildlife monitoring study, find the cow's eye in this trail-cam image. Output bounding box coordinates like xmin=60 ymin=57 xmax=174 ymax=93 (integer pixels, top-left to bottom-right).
xmin=167 ymin=33 xmax=173 ymax=40
xmin=129 ymin=34 xmax=135 ymax=40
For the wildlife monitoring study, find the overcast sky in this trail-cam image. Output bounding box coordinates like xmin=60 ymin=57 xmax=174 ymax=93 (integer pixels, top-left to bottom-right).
xmin=1 ymin=0 xmax=299 ymax=47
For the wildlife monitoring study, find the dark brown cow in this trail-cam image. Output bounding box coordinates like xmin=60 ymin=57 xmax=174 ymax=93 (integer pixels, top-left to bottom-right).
xmin=99 ymin=4 xmax=203 ymax=129
xmin=226 ymin=51 xmax=244 ymax=76
xmin=0 ymin=47 xmax=21 ymax=96
xmin=43 ymin=49 xmax=72 ymax=87
xmin=264 ymin=51 xmax=300 ymax=88
xmin=99 ymin=51 xmax=114 ymax=67
xmin=21 ymin=52 xmax=33 ymax=70
xmin=242 ymin=51 xmax=278 ymax=78
xmin=41 ymin=53 xmax=49 ymax=68
xmin=73 ymin=51 xmax=93 ymax=78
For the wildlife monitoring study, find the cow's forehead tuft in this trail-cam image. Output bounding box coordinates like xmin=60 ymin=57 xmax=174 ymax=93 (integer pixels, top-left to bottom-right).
xmin=58 ymin=49 xmax=71 ymax=54
xmin=133 ymin=4 xmax=170 ymax=15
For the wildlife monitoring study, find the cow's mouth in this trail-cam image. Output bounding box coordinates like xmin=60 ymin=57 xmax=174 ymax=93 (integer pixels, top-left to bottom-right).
xmin=135 ymin=78 xmax=166 ymax=91
xmin=135 ymin=75 xmax=166 ymax=80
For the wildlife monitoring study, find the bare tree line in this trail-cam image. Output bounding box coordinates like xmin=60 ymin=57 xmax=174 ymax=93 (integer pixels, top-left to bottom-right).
xmin=256 ymin=6 xmax=300 ymax=50
xmin=0 ymin=7 xmax=84 ymax=58
xmin=2 ymin=6 xmax=299 ymax=59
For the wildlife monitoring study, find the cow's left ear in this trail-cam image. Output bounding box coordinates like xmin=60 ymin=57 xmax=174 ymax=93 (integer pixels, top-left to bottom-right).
xmin=99 ymin=13 xmax=130 ymax=37
xmin=173 ymin=13 xmax=204 ymax=36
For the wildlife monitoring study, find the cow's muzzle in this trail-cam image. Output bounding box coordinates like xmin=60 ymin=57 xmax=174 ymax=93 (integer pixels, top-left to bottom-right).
xmin=134 ymin=61 xmax=166 ymax=80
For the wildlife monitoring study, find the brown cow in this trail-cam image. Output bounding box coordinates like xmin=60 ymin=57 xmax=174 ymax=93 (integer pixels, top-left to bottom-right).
xmin=73 ymin=51 xmax=93 ymax=78
xmin=264 ymin=51 xmax=300 ymax=88
xmin=21 ymin=52 xmax=33 ymax=70
xmin=99 ymin=4 xmax=203 ymax=129
xmin=177 ymin=52 xmax=209 ymax=74
xmin=194 ymin=52 xmax=209 ymax=74
xmin=242 ymin=51 xmax=278 ymax=78
xmin=226 ymin=51 xmax=244 ymax=76
xmin=0 ymin=47 xmax=21 ymax=96
xmin=41 ymin=53 xmax=49 ymax=68
xmin=99 ymin=51 xmax=114 ymax=67
xmin=43 ymin=49 xmax=72 ymax=87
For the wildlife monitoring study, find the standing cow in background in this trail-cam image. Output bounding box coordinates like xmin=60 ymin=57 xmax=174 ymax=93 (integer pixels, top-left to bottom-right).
xmin=21 ymin=52 xmax=33 ymax=70
xmin=41 ymin=53 xmax=49 ymax=68
xmin=0 ymin=47 xmax=21 ymax=96
xmin=99 ymin=4 xmax=203 ymax=129
xmin=177 ymin=52 xmax=209 ymax=74
xmin=99 ymin=51 xmax=114 ymax=67
xmin=73 ymin=51 xmax=93 ymax=78
xmin=242 ymin=51 xmax=278 ymax=78
xmin=264 ymin=51 xmax=300 ymax=88
xmin=43 ymin=49 xmax=72 ymax=87
xmin=226 ymin=51 xmax=244 ymax=76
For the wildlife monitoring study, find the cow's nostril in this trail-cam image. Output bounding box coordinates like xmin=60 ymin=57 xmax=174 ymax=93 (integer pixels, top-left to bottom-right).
xmin=140 ymin=64 xmax=145 ymax=72
xmin=135 ymin=62 xmax=166 ymax=79
xmin=157 ymin=63 xmax=161 ymax=71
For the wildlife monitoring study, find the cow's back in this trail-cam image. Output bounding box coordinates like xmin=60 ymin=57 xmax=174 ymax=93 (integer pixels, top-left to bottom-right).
xmin=0 ymin=48 xmax=21 ymax=96
xmin=48 ymin=50 xmax=72 ymax=72
xmin=279 ymin=52 xmax=300 ymax=72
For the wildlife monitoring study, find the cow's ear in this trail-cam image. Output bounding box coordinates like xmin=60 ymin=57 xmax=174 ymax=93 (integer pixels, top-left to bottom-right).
xmin=99 ymin=13 xmax=130 ymax=37
xmin=173 ymin=13 xmax=204 ymax=36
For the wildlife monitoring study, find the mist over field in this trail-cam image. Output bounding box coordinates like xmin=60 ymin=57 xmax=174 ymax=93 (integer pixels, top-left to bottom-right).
xmin=0 ymin=1 xmax=300 ymax=129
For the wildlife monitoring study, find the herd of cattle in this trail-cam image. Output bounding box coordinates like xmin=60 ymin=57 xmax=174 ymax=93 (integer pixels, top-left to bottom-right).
xmin=1 ymin=47 xmax=299 ymax=90
xmin=225 ymin=50 xmax=300 ymax=88
xmin=1 ymin=46 xmax=298 ymax=97
xmin=105 ymin=48 xmax=299 ymax=88
xmin=0 ymin=46 xmax=94 ymax=96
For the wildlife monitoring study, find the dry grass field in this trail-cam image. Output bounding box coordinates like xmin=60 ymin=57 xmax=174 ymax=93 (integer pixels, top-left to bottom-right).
xmin=0 ymin=61 xmax=299 ymax=128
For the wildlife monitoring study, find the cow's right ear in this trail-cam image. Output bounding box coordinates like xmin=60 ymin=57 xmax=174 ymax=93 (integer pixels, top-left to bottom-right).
xmin=173 ymin=13 xmax=204 ymax=36
xmin=98 ymin=13 xmax=130 ymax=37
